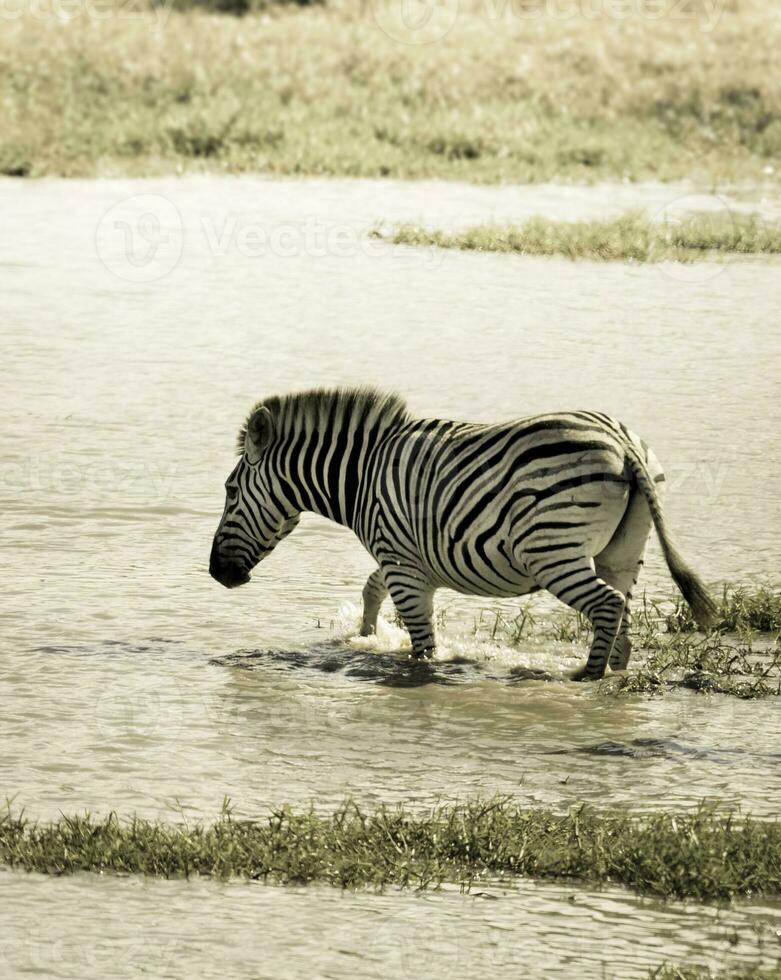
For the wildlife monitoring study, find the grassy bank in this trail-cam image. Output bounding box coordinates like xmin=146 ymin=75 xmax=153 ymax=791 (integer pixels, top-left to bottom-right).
xmin=2 ymin=800 xmax=781 ymax=902
xmin=380 ymin=212 xmax=781 ymax=262
xmin=1 ymin=0 xmax=780 ymax=181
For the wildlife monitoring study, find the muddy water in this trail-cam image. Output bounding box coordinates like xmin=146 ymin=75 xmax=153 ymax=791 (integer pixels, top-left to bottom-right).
xmin=1 ymin=176 xmax=780 ymax=978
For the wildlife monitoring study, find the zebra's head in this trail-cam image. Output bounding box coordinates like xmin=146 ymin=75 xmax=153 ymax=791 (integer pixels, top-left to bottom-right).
xmin=209 ymin=405 xmax=300 ymax=589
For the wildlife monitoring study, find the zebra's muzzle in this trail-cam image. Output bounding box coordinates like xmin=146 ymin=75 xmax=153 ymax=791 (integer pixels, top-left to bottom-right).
xmin=209 ymin=540 xmax=251 ymax=589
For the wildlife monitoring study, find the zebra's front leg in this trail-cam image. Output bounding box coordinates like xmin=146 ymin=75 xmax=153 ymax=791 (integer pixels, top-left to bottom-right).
xmin=384 ymin=568 xmax=435 ymax=658
xmin=360 ymin=567 xmax=388 ymax=637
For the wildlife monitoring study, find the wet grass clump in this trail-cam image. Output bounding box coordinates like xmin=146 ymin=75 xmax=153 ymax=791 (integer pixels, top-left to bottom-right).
xmin=665 ymin=585 xmax=781 ymax=634
xmin=604 ymin=635 xmax=781 ymax=700
xmin=609 ymin=586 xmax=781 ymax=698
xmin=2 ymin=800 xmax=781 ymax=903
xmin=650 ymin=968 xmax=781 ymax=980
xmin=465 ymin=585 xmax=781 ymax=699
xmin=383 ymin=213 xmax=781 ymax=263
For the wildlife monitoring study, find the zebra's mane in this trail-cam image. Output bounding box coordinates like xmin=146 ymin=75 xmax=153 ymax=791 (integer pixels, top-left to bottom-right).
xmin=235 ymin=386 xmax=410 ymax=455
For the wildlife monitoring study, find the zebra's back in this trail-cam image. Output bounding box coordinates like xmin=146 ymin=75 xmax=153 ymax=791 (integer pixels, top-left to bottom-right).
xmin=362 ymin=411 xmax=644 ymax=598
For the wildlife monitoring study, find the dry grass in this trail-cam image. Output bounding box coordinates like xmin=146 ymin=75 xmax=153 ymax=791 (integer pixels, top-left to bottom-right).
xmin=0 ymin=0 xmax=780 ymax=180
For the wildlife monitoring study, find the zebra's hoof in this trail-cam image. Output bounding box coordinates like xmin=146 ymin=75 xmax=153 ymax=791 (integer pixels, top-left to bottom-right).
xmin=569 ymin=666 xmax=601 ymax=682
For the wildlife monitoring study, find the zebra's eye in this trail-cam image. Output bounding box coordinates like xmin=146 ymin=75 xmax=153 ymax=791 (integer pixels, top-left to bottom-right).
xmin=226 ymin=485 xmax=239 ymax=502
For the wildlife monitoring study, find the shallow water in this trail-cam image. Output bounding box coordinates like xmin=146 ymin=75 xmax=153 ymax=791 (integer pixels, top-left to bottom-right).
xmin=1 ymin=175 xmax=780 ymax=978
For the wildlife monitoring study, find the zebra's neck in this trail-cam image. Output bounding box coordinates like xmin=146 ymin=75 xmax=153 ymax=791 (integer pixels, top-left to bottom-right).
xmin=268 ymin=388 xmax=409 ymax=530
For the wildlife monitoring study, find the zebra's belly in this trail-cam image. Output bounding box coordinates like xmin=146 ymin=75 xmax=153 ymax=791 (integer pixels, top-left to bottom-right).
xmin=424 ymin=540 xmax=541 ymax=598
xmin=436 ymin=571 xmax=540 ymax=599
xmin=419 ymin=482 xmax=631 ymax=598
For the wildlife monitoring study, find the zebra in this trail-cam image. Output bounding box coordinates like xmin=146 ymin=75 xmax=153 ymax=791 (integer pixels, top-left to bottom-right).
xmin=209 ymin=387 xmax=716 ymax=680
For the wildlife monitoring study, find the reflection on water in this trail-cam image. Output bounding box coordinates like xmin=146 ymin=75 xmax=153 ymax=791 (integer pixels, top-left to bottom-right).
xmin=2 ymin=871 xmax=780 ymax=980
xmin=551 ymin=737 xmax=781 ymax=765
xmin=210 ymin=641 xmax=556 ymax=686
xmin=1 ymin=175 xmax=780 ymax=978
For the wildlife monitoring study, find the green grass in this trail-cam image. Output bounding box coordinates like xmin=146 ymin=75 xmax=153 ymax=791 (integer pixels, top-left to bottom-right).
xmin=381 ymin=212 xmax=781 ymax=262
xmin=603 ymin=634 xmax=781 ymax=699
xmin=666 ymin=585 xmax=781 ymax=634
xmin=465 ymin=585 xmax=781 ymax=698
xmin=650 ymin=968 xmax=781 ymax=980
xmin=471 ymin=585 xmax=781 ymax=646
xmin=1 ymin=0 xmax=781 ymax=181
xmin=3 ymin=800 xmax=781 ymax=903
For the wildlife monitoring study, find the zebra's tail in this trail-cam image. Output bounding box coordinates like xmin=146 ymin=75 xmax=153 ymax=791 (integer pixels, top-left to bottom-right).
xmin=623 ymin=447 xmax=718 ymax=629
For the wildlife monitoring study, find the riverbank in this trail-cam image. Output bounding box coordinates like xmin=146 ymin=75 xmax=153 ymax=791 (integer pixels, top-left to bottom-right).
xmin=1 ymin=0 xmax=779 ymax=183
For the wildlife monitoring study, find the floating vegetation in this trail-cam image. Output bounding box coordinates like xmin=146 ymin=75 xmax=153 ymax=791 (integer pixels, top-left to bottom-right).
xmin=2 ymin=800 xmax=781 ymax=903
xmin=380 ymin=213 xmax=781 ymax=263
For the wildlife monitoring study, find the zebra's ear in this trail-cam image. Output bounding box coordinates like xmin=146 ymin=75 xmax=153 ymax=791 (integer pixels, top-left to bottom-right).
xmin=245 ymin=406 xmax=273 ymax=464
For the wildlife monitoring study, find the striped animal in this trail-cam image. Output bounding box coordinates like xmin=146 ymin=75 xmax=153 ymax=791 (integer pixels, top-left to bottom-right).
xmin=209 ymin=387 xmax=715 ymax=680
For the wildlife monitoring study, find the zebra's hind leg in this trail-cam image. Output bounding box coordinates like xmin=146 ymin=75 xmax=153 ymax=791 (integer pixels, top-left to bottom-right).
xmin=607 ymin=611 xmax=632 ymax=672
xmin=360 ymin=568 xmax=388 ymax=637
xmin=384 ymin=566 xmax=435 ymax=658
xmin=595 ymin=483 xmax=654 ymax=672
xmin=595 ymin=561 xmax=642 ymax=672
xmin=594 ymin=569 xmax=642 ymax=672
xmin=532 ymin=557 xmax=626 ymax=681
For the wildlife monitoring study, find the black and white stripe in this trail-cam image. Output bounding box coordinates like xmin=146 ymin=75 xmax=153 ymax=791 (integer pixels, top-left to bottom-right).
xmin=210 ymin=387 xmax=716 ymax=680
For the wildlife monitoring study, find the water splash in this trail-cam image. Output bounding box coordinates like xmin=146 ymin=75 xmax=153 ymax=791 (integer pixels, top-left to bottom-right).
xmin=337 ymin=602 xmax=583 ymax=681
